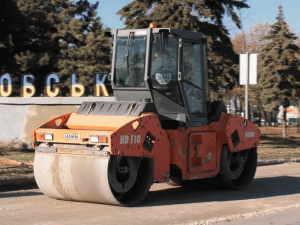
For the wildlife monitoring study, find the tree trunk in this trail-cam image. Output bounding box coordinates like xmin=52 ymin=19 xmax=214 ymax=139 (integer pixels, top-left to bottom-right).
xmin=233 ymin=96 xmax=237 ymax=115
xmin=283 ymin=107 xmax=287 ymax=138
xmin=298 ymin=101 xmax=300 ymax=133
xmin=210 ymin=90 xmax=214 ymax=102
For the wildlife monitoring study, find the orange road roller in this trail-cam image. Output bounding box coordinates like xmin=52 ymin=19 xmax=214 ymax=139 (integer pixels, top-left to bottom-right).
xmin=33 ymin=27 xmax=260 ymax=206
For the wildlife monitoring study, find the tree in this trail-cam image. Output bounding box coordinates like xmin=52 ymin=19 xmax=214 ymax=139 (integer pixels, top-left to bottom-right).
xmin=258 ymin=6 xmax=300 ymax=138
xmin=232 ymin=22 xmax=271 ymax=54
xmin=57 ymin=7 xmax=111 ymax=96
xmin=117 ymin=0 xmax=250 ymax=95
xmin=0 ymin=0 xmax=111 ymax=96
xmin=0 ymin=0 xmax=31 ymax=78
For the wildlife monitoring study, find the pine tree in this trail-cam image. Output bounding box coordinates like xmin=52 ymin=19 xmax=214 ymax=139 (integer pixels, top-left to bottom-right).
xmin=57 ymin=6 xmax=111 ymax=96
xmin=1 ymin=0 xmax=111 ymax=96
xmin=0 ymin=0 xmax=31 ymax=80
xmin=258 ymin=6 xmax=300 ymax=137
xmin=117 ymin=0 xmax=249 ymax=94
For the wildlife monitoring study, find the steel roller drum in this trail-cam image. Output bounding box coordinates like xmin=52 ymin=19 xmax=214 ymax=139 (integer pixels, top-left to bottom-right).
xmin=34 ymin=152 xmax=154 ymax=206
xmin=34 ymin=153 xmax=121 ymax=205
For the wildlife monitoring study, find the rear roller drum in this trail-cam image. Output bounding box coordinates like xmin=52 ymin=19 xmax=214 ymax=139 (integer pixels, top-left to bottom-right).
xmin=167 ymin=147 xmax=257 ymax=190
xmin=219 ymin=146 xmax=257 ymax=189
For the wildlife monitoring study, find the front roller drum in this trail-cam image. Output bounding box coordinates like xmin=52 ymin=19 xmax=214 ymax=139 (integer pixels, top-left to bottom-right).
xmin=34 ymin=153 xmax=154 ymax=206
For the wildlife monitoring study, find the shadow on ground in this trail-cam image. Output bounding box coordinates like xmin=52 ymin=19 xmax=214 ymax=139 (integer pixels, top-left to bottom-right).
xmin=0 ymin=183 xmax=40 ymax=198
xmin=260 ymin=135 xmax=300 ymax=148
xmin=140 ymin=175 xmax=300 ymax=207
xmin=1 ymin=176 xmax=298 ymax=207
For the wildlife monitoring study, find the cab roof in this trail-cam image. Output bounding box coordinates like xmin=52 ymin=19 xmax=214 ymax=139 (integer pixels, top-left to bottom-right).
xmin=107 ymin=28 xmax=206 ymax=42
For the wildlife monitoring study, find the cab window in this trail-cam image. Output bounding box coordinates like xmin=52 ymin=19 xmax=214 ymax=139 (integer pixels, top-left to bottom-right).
xmin=183 ymin=82 xmax=205 ymax=115
xmin=181 ymin=41 xmax=205 ymax=115
xmin=182 ymin=41 xmax=204 ymax=89
xmin=150 ymin=35 xmax=183 ymax=105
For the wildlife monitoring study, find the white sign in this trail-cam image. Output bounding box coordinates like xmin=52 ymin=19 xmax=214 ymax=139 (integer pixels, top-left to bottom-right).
xmin=156 ymin=73 xmax=171 ymax=84
xmin=239 ymin=54 xmax=258 ymax=85
xmin=245 ymin=132 xmax=255 ymax=137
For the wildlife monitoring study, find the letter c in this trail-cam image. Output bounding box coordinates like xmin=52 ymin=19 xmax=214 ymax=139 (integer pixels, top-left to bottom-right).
xmin=45 ymin=73 xmax=60 ymax=97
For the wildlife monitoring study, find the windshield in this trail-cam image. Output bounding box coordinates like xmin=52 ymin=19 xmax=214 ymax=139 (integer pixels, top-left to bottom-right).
xmin=115 ymin=36 xmax=147 ymax=87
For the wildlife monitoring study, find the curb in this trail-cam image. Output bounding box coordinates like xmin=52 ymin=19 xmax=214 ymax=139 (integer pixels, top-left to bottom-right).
xmin=1 ymin=159 xmax=300 ymax=189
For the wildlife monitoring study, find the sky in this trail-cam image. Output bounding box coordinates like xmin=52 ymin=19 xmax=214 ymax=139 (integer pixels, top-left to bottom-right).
xmin=89 ymin=0 xmax=300 ymax=37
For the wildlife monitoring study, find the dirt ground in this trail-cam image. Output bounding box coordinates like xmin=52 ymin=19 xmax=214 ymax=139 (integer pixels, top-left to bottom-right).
xmin=0 ymin=141 xmax=34 ymax=180
xmin=0 ymin=125 xmax=299 ymax=179
xmin=258 ymin=125 xmax=300 ymax=160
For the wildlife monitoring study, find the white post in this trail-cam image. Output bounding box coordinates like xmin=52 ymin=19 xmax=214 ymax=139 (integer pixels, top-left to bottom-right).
xmin=239 ymin=53 xmax=257 ymax=120
xmin=245 ymin=52 xmax=249 ymax=120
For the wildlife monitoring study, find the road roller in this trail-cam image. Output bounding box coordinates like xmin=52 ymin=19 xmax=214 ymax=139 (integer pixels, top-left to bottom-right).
xmin=32 ymin=27 xmax=261 ymax=206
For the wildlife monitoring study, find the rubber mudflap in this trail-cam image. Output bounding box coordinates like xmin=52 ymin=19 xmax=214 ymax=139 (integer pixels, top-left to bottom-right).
xmin=34 ymin=153 xmax=121 ymax=205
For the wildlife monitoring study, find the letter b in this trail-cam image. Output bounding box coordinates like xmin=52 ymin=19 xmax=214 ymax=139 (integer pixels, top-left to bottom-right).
xmin=22 ymin=75 xmax=35 ymax=97
xmin=70 ymin=74 xmax=85 ymax=97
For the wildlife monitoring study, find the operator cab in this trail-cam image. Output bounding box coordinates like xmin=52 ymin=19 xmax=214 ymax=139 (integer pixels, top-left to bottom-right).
xmin=109 ymin=28 xmax=208 ymax=127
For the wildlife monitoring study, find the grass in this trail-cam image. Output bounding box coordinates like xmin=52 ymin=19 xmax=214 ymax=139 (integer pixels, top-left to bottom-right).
xmin=258 ymin=125 xmax=300 ymax=160
xmin=0 ymin=165 xmax=34 ymax=178
xmin=3 ymin=152 xmax=35 ymax=164
xmin=0 ymin=141 xmax=34 ymax=179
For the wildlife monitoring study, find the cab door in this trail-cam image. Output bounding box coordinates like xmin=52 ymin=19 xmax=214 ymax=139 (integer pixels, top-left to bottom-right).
xmin=188 ymin=132 xmax=217 ymax=174
xmin=180 ymin=40 xmax=207 ymax=123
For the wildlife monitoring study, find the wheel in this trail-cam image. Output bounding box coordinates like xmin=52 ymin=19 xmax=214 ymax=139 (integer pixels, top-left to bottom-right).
xmin=219 ymin=146 xmax=257 ymax=189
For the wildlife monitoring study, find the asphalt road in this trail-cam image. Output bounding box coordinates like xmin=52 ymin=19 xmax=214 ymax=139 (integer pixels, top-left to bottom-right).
xmin=217 ymin=207 xmax=300 ymax=225
xmin=0 ymin=163 xmax=299 ymax=225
